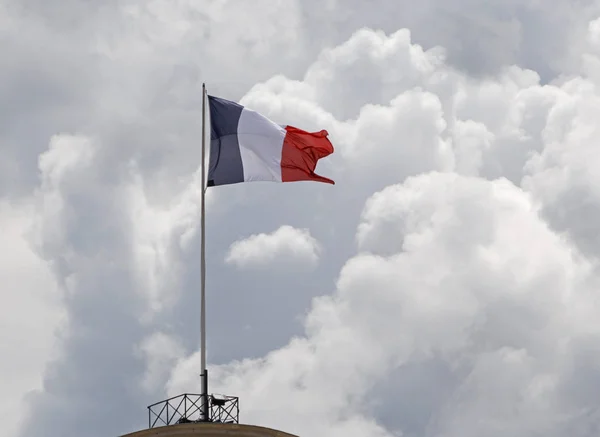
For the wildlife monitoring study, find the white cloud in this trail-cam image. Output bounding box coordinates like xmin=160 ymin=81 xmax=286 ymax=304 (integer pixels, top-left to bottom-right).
xmin=136 ymin=332 xmax=184 ymax=394
xmin=238 ymin=32 xmax=547 ymax=197
xmin=522 ymin=75 xmax=600 ymax=258
xmin=8 ymin=2 xmax=600 ymax=437
xmin=161 ymin=17 xmax=600 ymax=437
xmin=225 ymin=225 xmax=321 ymax=269
xmin=128 ymin=162 xmax=215 ymax=319
xmin=0 ymin=200 xmax=63 ymax=437
xmin=170 ymin=172 xmax=599 ymax=437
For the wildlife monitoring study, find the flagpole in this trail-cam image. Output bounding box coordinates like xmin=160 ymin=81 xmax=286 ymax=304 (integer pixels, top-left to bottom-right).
xmin=200 ymin=82 xmax=209 ymax=421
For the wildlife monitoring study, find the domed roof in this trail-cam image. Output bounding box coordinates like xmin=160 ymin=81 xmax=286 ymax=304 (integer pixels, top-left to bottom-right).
xmin=121 ymin=423 xmax=298 ymax=437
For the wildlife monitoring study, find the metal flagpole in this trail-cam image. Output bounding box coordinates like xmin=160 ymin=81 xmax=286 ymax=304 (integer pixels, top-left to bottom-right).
xmin=200 ymin=82 xmax=209 ymax=421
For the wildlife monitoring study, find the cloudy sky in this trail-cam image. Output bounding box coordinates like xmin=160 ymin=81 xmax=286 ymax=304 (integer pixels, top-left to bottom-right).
xmin=6 ymin=1 xmax=600 ymax=436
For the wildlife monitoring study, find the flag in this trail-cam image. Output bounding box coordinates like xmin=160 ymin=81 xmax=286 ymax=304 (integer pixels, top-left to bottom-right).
xmin=207 ymin=95 xmax=335 ymax=187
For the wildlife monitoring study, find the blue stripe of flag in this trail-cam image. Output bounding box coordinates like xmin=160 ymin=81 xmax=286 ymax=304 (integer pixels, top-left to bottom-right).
xmin=207 ymin=95 xmax=245 ymax=187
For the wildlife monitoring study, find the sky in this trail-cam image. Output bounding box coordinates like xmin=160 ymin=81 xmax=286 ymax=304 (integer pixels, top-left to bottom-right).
xmin=5 ymin=1 xmax=600 ymax=436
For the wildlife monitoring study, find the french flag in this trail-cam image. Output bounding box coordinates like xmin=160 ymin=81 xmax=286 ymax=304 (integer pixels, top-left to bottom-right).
xmin=207 ymin=95 xmax=335 ymax=187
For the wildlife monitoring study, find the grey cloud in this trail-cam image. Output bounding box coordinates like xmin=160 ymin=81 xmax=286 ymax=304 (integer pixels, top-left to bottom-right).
xmin=298 ymin=0 xmax=600 ymax=80
xmin=1 ymin=0 xmax=594 ymax=198
xmin=20 ymin=137 xmax=150 ymax=437
xmin=169 ymin=172 xmax=596 ymax=437
xmin=6 ymin=1 xmax=600 ymax=437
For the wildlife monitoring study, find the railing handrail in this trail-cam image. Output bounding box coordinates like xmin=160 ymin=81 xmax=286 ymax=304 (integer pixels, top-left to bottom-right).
xmin=147 ymin=392 xmax=239 ymax=428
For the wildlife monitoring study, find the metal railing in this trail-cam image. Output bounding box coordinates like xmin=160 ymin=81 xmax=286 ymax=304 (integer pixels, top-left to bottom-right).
xmin=148 ymin=393 xmax=239 ymax=428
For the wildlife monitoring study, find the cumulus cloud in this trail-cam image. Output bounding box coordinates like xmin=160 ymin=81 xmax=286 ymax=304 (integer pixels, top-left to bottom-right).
xmin=136 ymin=332 xmax=185 ymax=394
xmin=7 ymin=1 xmax=600 ymax=437
xmin=166 ymin=15 xmax=600 ymax=437
xmin=170 ymin=172 xmax=600 ymax=437
xmin=0 ymin=200 xmax=63 ymax=437
xmin=225 ymin=226 xmax=321 ymax=269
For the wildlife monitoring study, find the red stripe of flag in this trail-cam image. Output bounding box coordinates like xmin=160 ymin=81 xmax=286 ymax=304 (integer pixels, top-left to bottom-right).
xmin=281 ymin=126 xmax=335 ymax=184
